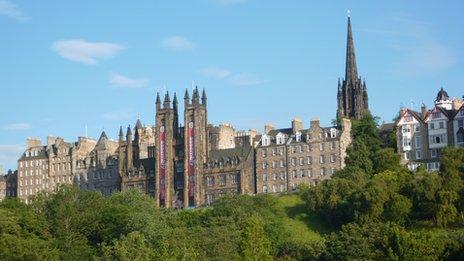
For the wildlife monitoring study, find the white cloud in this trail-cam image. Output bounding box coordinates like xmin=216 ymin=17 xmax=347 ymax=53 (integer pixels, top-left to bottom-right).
xmin=228 ymin=72 xmax=266 ymax=86
xmin=109 ymin=72 xmax=150 ymax=89
xmin=51 ymin=39 xmax=124 ymax=65
xmin=162 ymin=36 xmax=195 ymax=51
xmin=214 ymin=0 xmax=248 ymax=5
xmin=199 ymin=67 xmax=231 ymax=79
xmin=102 ymin=109 xmax=135 ymax=121
xmin=0 ymin=144 xmax=24 ymax=169
xmin=200 ymin=67 xmax=266 ymax=86
xmin=0 ymin=0 xmax=28 ymax=22
xmin=4 ymin=123 xmax=31 ymax=130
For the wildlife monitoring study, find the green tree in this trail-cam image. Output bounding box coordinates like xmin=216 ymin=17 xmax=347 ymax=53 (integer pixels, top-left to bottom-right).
xmin=240 ymin=215 xmax=272 ymax=261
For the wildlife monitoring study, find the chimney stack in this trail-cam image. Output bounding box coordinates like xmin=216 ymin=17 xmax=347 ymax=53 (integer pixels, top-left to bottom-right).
xmin=292 ymin=118 xmax=303 ymax=133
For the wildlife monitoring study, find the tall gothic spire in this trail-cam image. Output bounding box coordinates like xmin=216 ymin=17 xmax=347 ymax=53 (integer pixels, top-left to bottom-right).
xmin=345 ymin=16 xmax=358 ymax=84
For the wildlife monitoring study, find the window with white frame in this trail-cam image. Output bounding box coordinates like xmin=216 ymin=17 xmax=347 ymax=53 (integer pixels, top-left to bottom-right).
xmin=330 ymin=154 xmax=336 ymax=163
xmin=415 ymin=150 xmax=421 ymax=159
xmin=414 ymin=136 xmax=421 ymax=148
xmin=307 ymin=156 xmax=312 ymax=165
xmin=320 ymin=155 xmax=325 ymax=164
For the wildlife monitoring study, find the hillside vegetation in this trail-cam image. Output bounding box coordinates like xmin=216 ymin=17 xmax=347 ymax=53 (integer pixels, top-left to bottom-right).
xmin=1 ymin=113 xmax=464 ymax=260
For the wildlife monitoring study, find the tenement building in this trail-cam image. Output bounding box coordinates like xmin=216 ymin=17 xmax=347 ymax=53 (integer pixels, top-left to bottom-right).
xmin=255 ymin=118 xmax=351 ymax=194
xmin=396 ymin=88 xmax=464 ymax=171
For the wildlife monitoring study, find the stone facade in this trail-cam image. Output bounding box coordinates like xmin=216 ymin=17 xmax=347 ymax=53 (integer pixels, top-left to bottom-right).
xmin=255 ymin=118 xmax=351 ymax=194
xmin=396 ymin=88 xmax=464 ymax=171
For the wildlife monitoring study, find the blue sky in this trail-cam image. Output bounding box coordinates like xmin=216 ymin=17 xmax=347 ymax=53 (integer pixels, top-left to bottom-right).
xmin=1 ymin=0 xmax=463 ymax=170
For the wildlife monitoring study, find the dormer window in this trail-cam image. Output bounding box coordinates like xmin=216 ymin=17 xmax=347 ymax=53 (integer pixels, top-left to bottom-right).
xmin=295 ymin=132 xmax=302 ymax=142
xmin=276 ymin=133 xmax=286 ymax=145
xmin=262 ymin=135 xmax=270 ymax=146
xmin=330 ymin=128 xmax=337 ymax=138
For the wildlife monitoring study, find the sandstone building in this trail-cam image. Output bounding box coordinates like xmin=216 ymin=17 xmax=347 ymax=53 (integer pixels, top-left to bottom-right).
xmin=13 ymin=17 xmax=361 ymax=207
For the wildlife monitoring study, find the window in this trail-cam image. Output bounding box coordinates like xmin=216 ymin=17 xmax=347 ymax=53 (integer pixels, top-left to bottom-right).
xmin=330 ymin=141 xmax=336 ymax=150
xmin=403 ymin=137 xmax=411 ymax=147
xmin=307 ymin=169 xmax=312 ymax=177
xmin=414 ymin=136 xmax=421 ymax=148
xmin=461 ymin=110 xmax=464 ymax=116
xmin=262 ymin=186 xmax=268 ymax=193
xmin=431 ymin=149 xmax=438 ymax=158
xmin=263 ymin=174 xmax=267 ymax=181
xmin=262 ymin=136 xmax=270 ymax=146
xmin=402 ymin=126 xmax=411 ymax=133
xmin=429 ymin=123 xmax=435 ymax=130
xmin=261 ymin=149 xmax=267 ymax=158
xmin=296 ymin=132 xmax=302 ymax=142
xmin=291 ymin=158 xmax=296 ymax=166
xmin=330 ymin=154 xmax=336 ymax=163
xmin=219 ymin=175 xmax=226 ymax=186
xmin=299 ymin=157 xmax=304 ymax=166
xmin=272 ymin=185 xmax=277 ymax=193
xmin=272 ymin=148 xmax=276 ymax=156
xmin=299 ymin=169 xmax=304 ymax=178
xmin=280 ymin=172 xmax=285 ymax=180
xmin=404 ymin=152 xmax=411 ymax=160
xmin=320 ymin=155 xmax=325 ymax=164
xmin=279 ymin=160 xmax=284 ymax=168
xmin=262 ymin=162 xmax=268 ymax=169
xmin=272 ymin=161 xmax=276 ymax=169
xmin=331 ymin=168 xmax=336 ymax=174
xmin=319 ymin=143 xmax=324 ymax=151
xmin=458 ymin=119 xmax=464 ymax=128
xmin=273 ymin=173 xmax=277 ymax=180
xmin=292 ymin=170 xmax=296 ymax=178
xmin=307 ymin=156 xmax=312 ymax=165
xmin=320 ymin=167 xmax=326 ymax=176
xmin=415 ymin=150 xmax=422 ymax=159
xmin=414 ymin=124 xmax=420 ymax=132
xmin=439 ymin=121 xmax=445 ymax=129
xmin=207 ymin=176 xmax=214 ymax=186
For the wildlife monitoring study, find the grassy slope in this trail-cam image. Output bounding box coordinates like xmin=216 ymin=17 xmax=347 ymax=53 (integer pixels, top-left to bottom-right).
xmin=276 ymin=193 xmax=326 ymax=243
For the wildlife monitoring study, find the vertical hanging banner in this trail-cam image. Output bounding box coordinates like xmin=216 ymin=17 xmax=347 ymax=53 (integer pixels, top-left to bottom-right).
xmin=159 ymin=125 xmax=166 ymax=201
xmin=188 ymin=121 xmax=195 ymax=198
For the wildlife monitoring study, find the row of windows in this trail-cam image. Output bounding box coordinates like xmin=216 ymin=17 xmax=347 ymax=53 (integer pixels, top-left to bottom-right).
xmin=261 ymin=154 xmax=337 ymax=169
xmin=262 ymin=167 xmax=336 ymax=182
xmin=206 ymin=174 xmax=239 ymax=187
xmin=260 ymin=142 xmax=337 ymax=157
xmin=404 ymin=149 xmax=440 ymax=160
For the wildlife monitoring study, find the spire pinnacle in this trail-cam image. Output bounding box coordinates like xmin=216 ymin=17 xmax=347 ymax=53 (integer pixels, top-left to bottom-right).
xmin=345 ymin=15 xmax=358 ymax=83
xmin=119 ymin=126 xmax=124 ymax=137
xmin=156 ymin=92 xmax=161 ymax=104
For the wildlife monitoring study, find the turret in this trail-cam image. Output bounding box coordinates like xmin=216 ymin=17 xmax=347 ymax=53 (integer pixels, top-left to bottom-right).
xmin=156 ymin=92 xmax=161 ymax=111
xmin=119 ymin=126 xmax=124 ymax=143
xmin=201 ymin=88 xmax=207 ymax=106
xmin=184 ymin=89 xmax=190 ymax=106
xmin=192 ymin=86 xmax=200 ymax=105
xmin=164 ymin=91 xmax=171 ymax=109
xmin=126 ymin=125 xmax=132 ymax=144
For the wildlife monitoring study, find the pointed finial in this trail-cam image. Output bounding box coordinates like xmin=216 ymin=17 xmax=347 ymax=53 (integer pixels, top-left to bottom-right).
xmin=119 ymin=126 xmax=124 ymax=137
xmin=173 ymin=92 xmax=178 ymax=105
xmin=127 ymin=125 xmax=132 ymax=136
xmin=156 ymin=92 xmax=161 ymax=104
xmin=184 ymin=88 xmax=190 ymax=100
xmin=347 ymin=10 xmax=351 ymax=18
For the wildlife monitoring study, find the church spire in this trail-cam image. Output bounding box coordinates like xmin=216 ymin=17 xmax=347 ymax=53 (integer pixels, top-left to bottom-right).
xmin=345 ymin=16 xmax=358 ymax=84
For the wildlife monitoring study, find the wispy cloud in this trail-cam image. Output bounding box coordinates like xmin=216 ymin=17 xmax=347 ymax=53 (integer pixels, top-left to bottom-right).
xmin=102 ymin=109 xmax=135 ymax=121
xmin=199 ymin=67 xmax=231 ymax=79
xmin=162 ymin=36 xmax=195 ymax=51
xmin=361 ymin=13 xmax=456 ymax=74
xmin=51 ymin=39 xmax=124 ymax=65
xmin=0 ymin=0 xmax=28 ymax=22
xmin=228 ymin=72 xmax=266 ymax=86
xmin=4 ymin=123 xmax=31 ymax=130
xmin=109 ymin=72 xmax=150 ymax=89
xmin=213 ymin=0 xmax=248 ymax=5
xmin=199 ymin=67 xmax=266 ymax=86
xmin=0 ymin=144 xmax=24 ymax=168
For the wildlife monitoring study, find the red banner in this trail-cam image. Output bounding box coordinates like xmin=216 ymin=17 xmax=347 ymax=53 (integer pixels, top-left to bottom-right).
xmin=188 ymin=121 xmax=195 ymax=198
xmin=159 ymin=126 xmax=166 ymax=201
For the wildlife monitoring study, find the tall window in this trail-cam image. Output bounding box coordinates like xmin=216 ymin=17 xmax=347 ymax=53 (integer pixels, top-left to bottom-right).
xmin=220 ymin=175 xmax=226 ymax=186
xmin=307 ymin=156 xmax=312 ymax=165
xmin=207 ymin=176 xmax=214 ymax=186
xmin=439 ymin=121 xmax=445 ymax=129
xmin=415 ymin=136 xmax=421 ymax=148
xmin=320 ymin=155 xmax=325 ymax=164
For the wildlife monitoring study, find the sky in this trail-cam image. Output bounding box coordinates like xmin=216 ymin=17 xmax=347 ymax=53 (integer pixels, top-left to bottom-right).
xmin=1 ymin=0 xmax=463 ymax=171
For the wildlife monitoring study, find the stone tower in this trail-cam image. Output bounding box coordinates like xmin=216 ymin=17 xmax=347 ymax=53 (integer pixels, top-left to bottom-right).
xmin=155 ymin=92 xmax=178 ymax=207
xmin=183 ymin=87 xmax=208 ymax=207
xmin=337 ymin=16 xmax=369 ymax=121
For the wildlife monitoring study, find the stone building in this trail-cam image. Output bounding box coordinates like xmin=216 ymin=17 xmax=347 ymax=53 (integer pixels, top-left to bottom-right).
xmin=255 ymin=118 xmax=351 ymax=194
xmin=337 ymin=16 xmax=369 ymax=120
xmin=396 ymin=88 xmax=464 ymax=171
xmin=203 ymin=146 xmax=255 ymax=205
